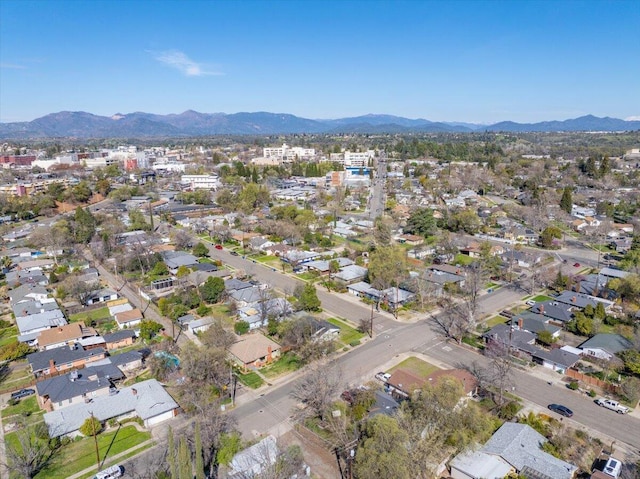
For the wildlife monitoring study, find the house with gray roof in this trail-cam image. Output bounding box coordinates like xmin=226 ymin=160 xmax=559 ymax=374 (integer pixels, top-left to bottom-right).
xmin=229 ymin=435 xmax=279 ymax=478
xmin=27 ymin=346 xmax=107 ymax=378
xmin=302 ymin=257 xmax=354 ymax=274
xmin=477 ymin=423 xmax=577 ymax=479
xmin=36 ymin=365 xmax=123 ymax=410
xmin=108 ymin=350 xmax=143 ymax=372
xmin=44 ymin=379 xmax=178 ymax=437
xmin=334 ymin=264 xmax=368 ymax=284
xmin=13 ymin=299 xmax=59 ymax=318
xmin=160 ymin=250 xmax=199 ymax=272
xmin=482 ymin=324 xmax=537 ymax=354
xmin=9 ymin=284 xmax=49 ymax=307
xmin=532 ymin=348 xmax=580 ymax=373
xmin=85 ymin=288 xmax=118 ymax=306
xmin=510 ymin=313 xmax=562 ymax=338
xmin=579 ymin=334 xmax=634 ymax=361
xmin=225 ymin=278 xmax=254 ymax=292
xmin=554 ymin=291 xmax=613 ymax=310
xmin=229 ymin=287 xmax=263 ymax=307
xmin=531 ymin=301 xmax=574 ymax=323
xmin=187 ymin=316 xmax=216 ymax=334
xmin=16 ymin=309 xmax=67 ymax=344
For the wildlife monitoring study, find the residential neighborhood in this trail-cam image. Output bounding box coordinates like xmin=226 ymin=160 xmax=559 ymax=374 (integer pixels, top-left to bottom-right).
xmin=0 ymin=132 xmax=639 ymax=479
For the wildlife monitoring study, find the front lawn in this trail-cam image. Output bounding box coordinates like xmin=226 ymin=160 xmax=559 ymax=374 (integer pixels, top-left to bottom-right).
xmin=326 ymin=317 xmax=365 ymax=346
xmin=531 ymin=295 xmax=553 ymax=302
xmin=261 ymin=352 xmax=302 ymax=379
xmin=0 ymin=325 xmax=18 ymax=348
xmin=390 ymin=357 xmax=441 ymax=378
xmin=1 ymin=395 xmax=41 ymax=418
xmin=486 ymin=315 xmax=508 ymax=328
xmin=236 ymin=371 xmax=264 ymax=389
xmin=34 ymin=425 xmax=152 ymax=479
xmin=453 ymin=254 xmax=475 ymax=266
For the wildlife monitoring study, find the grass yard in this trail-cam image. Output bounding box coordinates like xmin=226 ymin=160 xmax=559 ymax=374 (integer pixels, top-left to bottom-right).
xmin=453 ymin=254 xmax=475 ymax=266
xmin=261 ymin=352 xmax=302 ymax=379
xmin=0 ymin=325 xmax=18 ymax=348
xmin=390 ymin=356 xmax=441 ymax=378
xmin=486 ymin=315 xmax=508 ymax=328
xmin=0 ymin=365 xmax=34 ymax=393
xmin=326 ymin=317 xmax=365 ymax=345
xmin=296 ymin=272 xmax=318 ymax=282
xmin=1 ymin=395 xmax=41 ymax=418
xmin=531 ymin=295 xmax=553 ymax=302
xmin=34 ymin=425 xmax=152 ymax=479
xmin=69 ymin=306 xmax=111 ymax=323
xmin=236 ymin=371 xmax=264 ymax=389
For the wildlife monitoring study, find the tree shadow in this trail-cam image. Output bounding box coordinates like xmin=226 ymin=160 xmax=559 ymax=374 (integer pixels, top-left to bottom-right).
xmin=100 ymin=424 xmax=121 ymax=468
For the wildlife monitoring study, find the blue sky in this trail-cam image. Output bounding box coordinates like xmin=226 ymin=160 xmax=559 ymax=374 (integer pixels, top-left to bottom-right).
xmin=1 ymin=0 xmax=638 ymax=124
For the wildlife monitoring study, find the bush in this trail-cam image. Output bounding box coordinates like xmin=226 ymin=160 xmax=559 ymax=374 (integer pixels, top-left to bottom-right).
xmin=234 ymin=321 xmax=250 ymax=335
xmin=108 ymin=418 xmax=118 ymax=428
xmin=498 ymin=401 xmax=522 ymax=420
xmin=7 ymin=398 xmax=19 ymax=406
xmin=349 ymin=340 xmax=360 ymax=347
xmin=568 ymin=381 xmax=579 ymax=390
xmin=0 ymin=341 xmax=34 ymax=361
xmin=589 ymin=389 xmax=597 ymax=398
xmin=79 ymin=416 xmax=103 ymax=436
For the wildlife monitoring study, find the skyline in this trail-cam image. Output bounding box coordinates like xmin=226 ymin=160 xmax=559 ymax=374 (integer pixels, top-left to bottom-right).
xmin=1 ymin=0 xmax=639 ymax=124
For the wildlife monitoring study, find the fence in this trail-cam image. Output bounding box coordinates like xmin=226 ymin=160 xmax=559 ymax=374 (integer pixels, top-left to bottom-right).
xmin=566 ymin=368 xmax=621 ymax=394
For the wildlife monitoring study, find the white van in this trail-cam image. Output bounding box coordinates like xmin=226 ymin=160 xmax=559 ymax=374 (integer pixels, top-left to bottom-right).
xmin=603 ymin=457 xmax=622 ymax=478
xmin=94 ymin=465 xmax=123 ymax=479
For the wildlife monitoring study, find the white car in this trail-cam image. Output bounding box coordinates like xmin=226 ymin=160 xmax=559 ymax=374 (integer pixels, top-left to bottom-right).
xmin=375 ymin=372 xmax=391 ymax=382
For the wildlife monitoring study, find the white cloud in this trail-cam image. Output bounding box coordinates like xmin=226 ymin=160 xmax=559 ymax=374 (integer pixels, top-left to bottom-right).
xmin=0 ymin=63 xmax=26 ymax=69
xmin=152 ymin=50 xmax=221 ymax=77
xmin=624 ymin=116 xmax=640 ymax=121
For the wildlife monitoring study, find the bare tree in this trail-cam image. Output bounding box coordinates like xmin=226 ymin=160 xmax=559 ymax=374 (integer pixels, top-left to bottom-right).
xmin=200 ymin=319 xmax=236 ymax=350
xmin=291 ymin=361 xmax=343 ymax=421
xmin=431 ymin=294 xmax=476 ymax=344
xmin=3 ymin=421 xmax=59 ymax=478
xmin=63 ymin=276 xmax=101 ymax=306
xmin=172 ymin=228 xmax=194 ymax=250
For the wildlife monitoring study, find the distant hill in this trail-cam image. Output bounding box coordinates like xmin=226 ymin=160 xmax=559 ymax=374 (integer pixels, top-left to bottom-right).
xmin=1 ymin=111 xmax=638 ymax=139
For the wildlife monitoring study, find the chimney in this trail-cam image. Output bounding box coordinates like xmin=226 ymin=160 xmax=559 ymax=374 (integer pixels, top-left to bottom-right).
xmin=571 ymin=296 xmax=576 ymax=303
xmin=49 ymin=359 xmax=55 ymax=371
xmin=540 ymin=304 xmax=544 ymax=313
xmin=132 ymin=388 xmax=137 ymax=397
xmin=518 ymin=318 xmax=523 ymax=329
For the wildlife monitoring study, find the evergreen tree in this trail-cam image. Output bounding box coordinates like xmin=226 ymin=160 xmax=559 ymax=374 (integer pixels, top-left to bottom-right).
xmin=167 ymin=427 xmax=178 ymax=479
xmin=178 ymin=436 xmax=191 ymax=479
xmin=194 ymin=422 xmax=205 ymax=479
xmin=559 ymin=187 xmax=572 ymax=214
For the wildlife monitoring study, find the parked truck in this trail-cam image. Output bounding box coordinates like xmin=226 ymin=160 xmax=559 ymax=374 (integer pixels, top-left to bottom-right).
xmin=595 ymin=398 xmax=630 ymax=414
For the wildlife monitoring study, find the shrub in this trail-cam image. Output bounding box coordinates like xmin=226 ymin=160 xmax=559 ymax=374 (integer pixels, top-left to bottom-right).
xmin=498 ymin=401 xmax=522 ymax=420
xmin=589 ymin=389 xmax=597 ymax=398
xmin=108 ymin=418 xmax=118 ymax=428
xmin=79 ymin=416 xmax=103 ymax=436
xmin=0 ymin=341 xmax=34 ymax=361
xmin=234 ymin=321 xmax=250 ymax=335
xmin=349 ymin=340 xmax=360 ymax=347
xmin=7 ymin=398 xmax=19 ymax=406
xmin=568 ymin=381 xmax=579 ymax=390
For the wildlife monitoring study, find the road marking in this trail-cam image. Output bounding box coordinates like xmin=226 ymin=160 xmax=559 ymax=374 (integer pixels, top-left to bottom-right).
xmin=442 ymin=345 xmax=452 ymax=352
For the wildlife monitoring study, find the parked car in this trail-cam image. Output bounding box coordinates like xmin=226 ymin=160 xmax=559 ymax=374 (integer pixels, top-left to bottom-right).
xmin=10 ymin=388 xmax=35 ymax=400
xmin=548 ymin=403 xmax=573 ymax=417
xmin=573 ymin=262 xmax=581 ymax=267
xmin=230 ymin=251 xmax=239 ymax=256
xmin=526 ymin=300 xmax=536 ymax=306
xmin=215 ymin=244 xmax=223 ymax=250
xmin=94 ymin=465 xmax=123 ymax=479
xmin=595 ymin=398 xmax=629 ymax=414
xmin=340 ymin=390 xmax=354 ymax=405
xmin=375 ymin=372 xmax=391 ymax=382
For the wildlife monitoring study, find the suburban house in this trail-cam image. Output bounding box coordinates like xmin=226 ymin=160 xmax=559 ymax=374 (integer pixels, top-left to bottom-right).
xmin=108 ymin=350 xmax=144 ymax=372
xmin=579 ymin=334 xmax=634 ymax=361
xmin=553 ymin=291 xmax=614 ymax=311
xmin=229 ymin=333 xmax=281 ymax=370
xmin=301 ymin=257 xmax=354 ymax=275
xmin=16 ymin=309 xmax=67 ymax=344
xmin=333 ymin=264 xmax=368 ymax=285
xmin=27 ymin=346 xmax=108 ymax=378
xmin=114 ymin=308 xmax=144 ymax=329
xmin=297 ymin=316 xmax=340 ymax=341
xmin=427 ymin=369 xmax=478 ymax=397
xmin=509 ymin=313 xmax=562 ymax=338
xmin=387 ymin=369 xmax=428 ymax=399
xmin=103 ymin=329 xmax=136 ymax=350
xmin=449 ymin=423 xmax=577 ymax=479
xmin=228 ymin=435 xmax=279 ymax=478
xmin=36 ymin=322 xmax=99 ymax=351
xmin=44 ymin=379 xmax=179 ymax=438
xmin=531 ymin=302 xmax=574 ymax=324
xmin=187 ymin=316 xmax=216 ymax=334
xmin=108 ymin=299 xmax=133 ymax=316
xmin=36 ymin=364 xmax=123 ymax=411
xmin=85 ymin=288 xmax=118 ymax=305
xmin=9 ymin=284 xmax=49 ymax=307
xmin=160 ymin=250 xmax=199 ymax=273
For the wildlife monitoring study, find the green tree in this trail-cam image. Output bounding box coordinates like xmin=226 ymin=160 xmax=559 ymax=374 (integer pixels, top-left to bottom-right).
xmin=540 ymin=225 xmax=562 ymax=249
xmin=618 ymin=350 xmax=640 ymax=376
xmin=199 ymin=276 xmax=225 ymax=303
xmin=234 ymin=320 xmax=250 ymax=335
xmin=71 ymin=181 xmax=92 ymax=203
xmin=297 ymin=283 xmax=321 ymax=312
xmin=79 ymin=416 xmax=103 ymax=436
xmin=167 ymin=426 xmax=178 ymax=479
xmin=559 ymin=187 xmax=572 ymax=214
xmin=178 ymin=436 xmax=191 ymax=479
xmin=73 ymin=207 xmax=97 ymax=244
xmin=139 ymin=320 xmax=164 ymax=341
xmin=354 ymin=415 xmax=411 ymax=479
xmin=367 ymin=245 xmax=407 ymax=290
xmin=536 ymin=330 xmax=556 ymax=346
xmin=404 ymin=207 xmax=436 ymax=237
xmin=192 ymin=242 xmax=209 ymax=257
xmin=216 ymin=432 xmax=242 ymax=466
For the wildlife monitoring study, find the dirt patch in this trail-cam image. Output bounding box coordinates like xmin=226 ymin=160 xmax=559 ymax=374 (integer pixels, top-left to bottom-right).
xmin=55 ymin=193 xmax=105 ymax=214
xmin=279 ymin=427 xmax=340 ymax=479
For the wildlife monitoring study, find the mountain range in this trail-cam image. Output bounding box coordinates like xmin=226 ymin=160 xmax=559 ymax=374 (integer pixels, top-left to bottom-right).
xmin=1 ymin=111 xmax=638 ymax=139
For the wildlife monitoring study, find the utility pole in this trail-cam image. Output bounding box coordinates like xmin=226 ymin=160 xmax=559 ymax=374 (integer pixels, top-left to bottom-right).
xmin=369 ymin=301 xmax=374 ymax=338
xmin=89 ymin=411 xmax=100 ymax=472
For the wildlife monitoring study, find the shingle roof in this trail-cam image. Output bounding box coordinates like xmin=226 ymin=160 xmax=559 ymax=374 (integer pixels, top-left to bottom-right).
xmin=579 ymin=334 xmax=633 ymax=354
xmin=44 ymin=379 xmax=178 ymax=437
xmin=37 ymin=323 xmax=97 ymax=348
xmin=229 ymin=334 xmax=281 ymax=364
xmin=103 ymin=329 xmax=136 ymax=343
xmin=482 ymin=423 xmax=577 ymax=479
xmin=27 ymin=347 xmax=107 ymax=372
xmin=36 ymin=371 xmax=114 ymax=404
